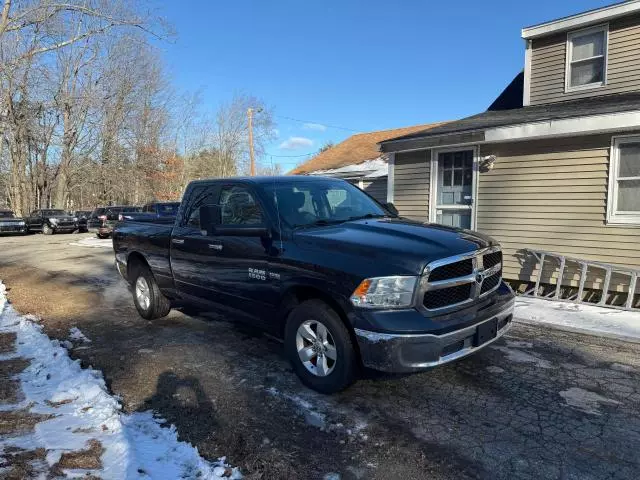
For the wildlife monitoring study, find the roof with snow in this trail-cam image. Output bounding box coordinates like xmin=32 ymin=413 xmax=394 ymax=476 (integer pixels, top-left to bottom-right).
xmin=289 ymin=122 xmax=446 ymax=175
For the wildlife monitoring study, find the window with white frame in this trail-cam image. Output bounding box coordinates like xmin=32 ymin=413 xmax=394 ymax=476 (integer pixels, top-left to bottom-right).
xmin=608 ymin=136 xmax=640 ymax=225
xmin=566 ymin=25 xmax=607 ymax=91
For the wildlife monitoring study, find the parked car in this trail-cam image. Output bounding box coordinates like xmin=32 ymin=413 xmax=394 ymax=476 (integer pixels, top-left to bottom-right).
xmin=113 ymin=176 xmax=514 ymax=393
xmin=72 ymin=210 xmax=92 ymax=233
xmin=26 ymin=209 xmax=78 ymax=235
xmin=91 ymin=205 xmax=142 ymax=238
xmin=0 ymin=210 xmax=28 ymax=235
xmin=119 ymin=201 xmax=180 ymax=224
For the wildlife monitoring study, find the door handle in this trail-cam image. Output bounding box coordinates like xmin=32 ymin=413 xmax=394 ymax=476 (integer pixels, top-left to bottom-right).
xmin=208 ymin=243 xmax=223 ymax=251
xmin=171 ymin=238 xmax=185 ymax=244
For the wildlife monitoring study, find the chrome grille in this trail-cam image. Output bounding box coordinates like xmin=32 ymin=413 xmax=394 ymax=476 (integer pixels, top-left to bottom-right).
xmin=422 ymin=246 xmax=503 ymax=312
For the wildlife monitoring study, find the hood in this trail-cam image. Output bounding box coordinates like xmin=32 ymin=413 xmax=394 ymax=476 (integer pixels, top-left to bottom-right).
xmin=0 ymin=217 xmax=24 ymax=223
xmin=293 ymin=218 xmax=495 ymax=276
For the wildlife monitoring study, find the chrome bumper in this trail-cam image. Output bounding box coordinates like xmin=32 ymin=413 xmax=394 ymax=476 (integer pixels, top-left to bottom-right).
xmin=355 ymin=300 xmax=514 ymax=373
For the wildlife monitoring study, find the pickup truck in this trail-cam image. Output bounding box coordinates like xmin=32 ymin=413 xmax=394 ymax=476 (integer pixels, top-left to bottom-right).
xmin=0 ymin=210 xmax=27 ymax=235
xmin=113 ymin=176 xmax=514 ymax=393
xmin=88 ymin=205 xmax=142 ymax=238
xmin=26 ymin=209 xmax=78 ymax=234
xmin=118 ymin=201 xmax=180 ymax=224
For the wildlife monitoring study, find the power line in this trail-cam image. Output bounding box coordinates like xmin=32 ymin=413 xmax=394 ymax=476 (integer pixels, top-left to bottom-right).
xmin=274 ymin=115 xmax=360 ymax=133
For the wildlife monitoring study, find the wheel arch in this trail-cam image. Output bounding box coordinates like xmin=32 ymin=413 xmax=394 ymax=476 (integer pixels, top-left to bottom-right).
xmin=125 ymin=251 xmax=151 ymax=283
xmin=278 ymin=285 xmax=361 ymax=359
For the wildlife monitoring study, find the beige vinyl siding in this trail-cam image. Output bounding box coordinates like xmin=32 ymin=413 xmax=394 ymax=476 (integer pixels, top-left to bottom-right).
xmin=530 ymin=14 xmax=640 ymax=105
xmin=478 ymin=135 xmax=640 ymax=292
xmin=362 ymin=177 xmax=387 ymax=203
xmin=393 ymin=150 xmax=430 ymax=221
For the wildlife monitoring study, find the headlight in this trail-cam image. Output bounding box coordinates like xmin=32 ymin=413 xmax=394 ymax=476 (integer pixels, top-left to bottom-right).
xmin=18 ymin=221 xmax=25 ymax=226
xmin=350 ymin=276 xmax=418 ymax=309
xmin=49 ymin=218 xmax=58 ymax=224
xmin=73 ymin=217 xmax=78 ymax=222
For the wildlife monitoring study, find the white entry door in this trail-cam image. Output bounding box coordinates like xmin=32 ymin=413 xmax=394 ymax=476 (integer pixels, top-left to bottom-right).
xmin=430 ymin=148 xmax=477 ymax=229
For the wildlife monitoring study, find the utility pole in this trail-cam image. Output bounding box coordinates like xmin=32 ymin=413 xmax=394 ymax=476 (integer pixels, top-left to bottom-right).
xmin=247 ymin=107 xmax=255 ymax=176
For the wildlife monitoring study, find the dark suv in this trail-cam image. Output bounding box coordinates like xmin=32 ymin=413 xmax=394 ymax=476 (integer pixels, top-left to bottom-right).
xmin=89 ymin=205 xmax=141 ymax=238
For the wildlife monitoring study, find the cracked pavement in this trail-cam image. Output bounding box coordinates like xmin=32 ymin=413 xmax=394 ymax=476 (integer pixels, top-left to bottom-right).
xmin=0 ymin=233 xmax=639 ymax=479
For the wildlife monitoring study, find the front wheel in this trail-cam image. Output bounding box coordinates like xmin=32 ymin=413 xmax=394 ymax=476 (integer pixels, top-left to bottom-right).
xmin=131 ymin=266 xmax=171 ymax=320
xmin=42 ymin=224 xmax=54 ymax=235
xmin=284 ymin=300 xmax=358 ymax=394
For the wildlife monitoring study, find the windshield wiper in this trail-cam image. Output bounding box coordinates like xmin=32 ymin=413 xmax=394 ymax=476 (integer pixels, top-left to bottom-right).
xmin=345 ymin=213 xmax=388 ymax=222
xmin=293 ymin=219 xmax=345 ymax=229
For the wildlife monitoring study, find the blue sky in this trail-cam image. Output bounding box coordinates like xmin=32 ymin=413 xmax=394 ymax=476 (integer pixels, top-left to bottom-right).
xmin=157 ymin=0 xmax=611 ymax=170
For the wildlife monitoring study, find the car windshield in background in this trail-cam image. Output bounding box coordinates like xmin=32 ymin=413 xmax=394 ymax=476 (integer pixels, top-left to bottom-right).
xmin=264 ymin=179 xmax=389 ymax=228
xmin=158 ymin=203 xmax=179 ymax=215
xmin=0 ymin=211 xmax=15 ymax=219
xmin=42 ymin=210 xmax=65 ymax=216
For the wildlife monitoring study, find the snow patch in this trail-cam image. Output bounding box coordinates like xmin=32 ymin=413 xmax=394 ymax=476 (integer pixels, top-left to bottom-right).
xmin=69 ymin=327 xmax=91 ymax=343
xmin=69 ymin=237 xmax=113 ymax=249
xmin=491 ymin=346 xmax=554 ymax=369
xmin=0 ymin=281 xmax=240 ymax=479
xmin=486 ymin=366 xmax=505 ymax=374
xmin=559 ymin=387 xmax=621 ymax=415
xmin=515 ymin=297 xmax=640 ymax=341
xmin=267 ymin=387 xmax=327 ymax=429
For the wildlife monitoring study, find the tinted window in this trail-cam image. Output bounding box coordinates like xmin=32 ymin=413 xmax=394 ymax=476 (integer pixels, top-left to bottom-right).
xmin=0 ymin=211 xmax=15 ymax=218
xmin=157 ymin=203 xmax=179 ymax=215
xmin=219 ymin=186 xmax=263 ymax=226
xmin=184 ymin=186 xmax=217 ymax=228
xmin=41 ymin=209 xmax=65 ymax=216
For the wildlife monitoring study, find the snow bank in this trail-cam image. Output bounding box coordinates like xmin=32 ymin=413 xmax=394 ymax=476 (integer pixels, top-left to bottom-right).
xmin=68 ymin=326 xmax=91 ymax=343
xmin=515 ymin=297 xmax=640 ymax=342
xmin=0 ymin=281 xmax=240 ymax=479
xmin=69 ymin=237 xmax=113 ymax=249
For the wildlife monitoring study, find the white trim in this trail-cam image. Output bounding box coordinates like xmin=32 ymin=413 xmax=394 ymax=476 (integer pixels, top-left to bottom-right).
xmin=522 ymin=0 xmax=640 ymax=39
xmin=485 ymin=110 xmax=640 ymax=142
xmin=358 ymin=178 xmax=364 ymax=189
xmin=607 ymin=135 xmax=640 ymax=226
xmin=387 ymin=152 xmax=395 ymax=203
xmin=565 ymin=24 xmax=608 ymax=93
xmin=429 ymin=146 xmax=479 ymax=230
xmin=523 ymin=39 xmax=532 ymax=106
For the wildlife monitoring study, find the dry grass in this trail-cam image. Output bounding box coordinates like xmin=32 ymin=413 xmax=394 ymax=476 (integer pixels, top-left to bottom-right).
xmin=0 ymin=409 xmax=52 ymax=435
xmin=0 ymin=446 xmax=47 ymax=480
xmin=53 ymin=439 xmax=104 ymax=471
xmin=0 ymin=332 xmax=16 ymax=354
xmin=0 ymin=358 xmax=29 ymax=404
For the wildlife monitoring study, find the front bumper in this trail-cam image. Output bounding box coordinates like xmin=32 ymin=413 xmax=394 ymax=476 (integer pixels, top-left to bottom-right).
xmin=354 ymin=291 xmax=514 ymax=373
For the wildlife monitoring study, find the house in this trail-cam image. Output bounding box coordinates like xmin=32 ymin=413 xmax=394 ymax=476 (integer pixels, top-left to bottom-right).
xmin=379 ymin=1 xmax=640 ymax=303
xmin=290 ymin=123 xmax=443 ymax=203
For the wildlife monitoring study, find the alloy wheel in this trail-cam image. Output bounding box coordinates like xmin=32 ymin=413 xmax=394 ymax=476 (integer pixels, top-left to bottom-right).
xmin=295 ymin=319 xmax=338 ymax=377
xmin=135 ymin=276 xmax=151 ymax=311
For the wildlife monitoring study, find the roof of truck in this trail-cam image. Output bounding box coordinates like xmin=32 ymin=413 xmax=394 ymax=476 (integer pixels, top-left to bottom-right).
xmin=189 ymin=175 xmax=349 ymax=185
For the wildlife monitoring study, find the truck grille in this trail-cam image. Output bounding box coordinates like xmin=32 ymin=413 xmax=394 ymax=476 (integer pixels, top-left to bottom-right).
xmin=423 ymin=284 xmax=472 ymax=309
xmin=422 ymin=247 xmax=503 ymax=312
xmin=0 ymin=225 xmax=23 ymax=232
xmin=428 ymin=259 xmax=473 ymax=282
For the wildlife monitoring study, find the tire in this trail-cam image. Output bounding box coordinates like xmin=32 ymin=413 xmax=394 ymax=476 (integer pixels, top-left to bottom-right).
xmin=130 ymin=265 xmax=171 ymax=320
xmin=284 ymin=299 xmax=358 ymax=394
xmin=42 ymin=223 xmax=54 ymax=235
xmin=96 ymin=233 xmax=108 ymax=239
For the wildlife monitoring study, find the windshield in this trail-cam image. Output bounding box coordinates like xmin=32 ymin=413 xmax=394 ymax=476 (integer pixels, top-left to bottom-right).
xmin=157 ymin=203 xmax=179 ymax=215
xmin=264 ymin=179 xmax=389 ymax=228
xmin=0 ymin=211 xmax=15 ymax=219
xmin=42 ymin=209 xmax=65 ymax=217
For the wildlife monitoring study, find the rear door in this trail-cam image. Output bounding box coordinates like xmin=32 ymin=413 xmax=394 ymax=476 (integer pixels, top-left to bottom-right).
xmin=27 ymin=210 xmax=42 ymax=230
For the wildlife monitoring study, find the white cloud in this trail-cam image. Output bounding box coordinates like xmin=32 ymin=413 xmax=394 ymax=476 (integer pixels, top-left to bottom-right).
xmin=272 ymin=128 xmax=280 ymax=138
xmin=303 ymin=122 xmax=327 ymax=132
xmin=279 ymin=136 xmax=313 ymax=150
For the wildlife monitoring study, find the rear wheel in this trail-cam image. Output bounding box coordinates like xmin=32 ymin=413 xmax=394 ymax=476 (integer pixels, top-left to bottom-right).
xmin=131 ymin=265 xmax=171 ymax=320
xmin=284 ymin=299 xmax=358 ymax=394
xmin=42 ymin=224 xmax=54 ymax=235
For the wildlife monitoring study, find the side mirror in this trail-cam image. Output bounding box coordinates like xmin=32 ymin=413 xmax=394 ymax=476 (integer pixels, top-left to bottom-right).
xmin=384 ymin=202 xmax=399 ymax=216
xmin=199 ymin=205 xmax=221 ymax=236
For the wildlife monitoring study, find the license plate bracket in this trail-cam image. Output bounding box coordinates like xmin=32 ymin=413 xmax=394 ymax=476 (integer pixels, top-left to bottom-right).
xmin=474 ymin=318 xmax=498 ymax=346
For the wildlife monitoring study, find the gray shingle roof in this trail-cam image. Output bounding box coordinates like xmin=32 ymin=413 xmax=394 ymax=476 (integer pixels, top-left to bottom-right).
xmin=380 ymin=92 xmax=640 ymax=146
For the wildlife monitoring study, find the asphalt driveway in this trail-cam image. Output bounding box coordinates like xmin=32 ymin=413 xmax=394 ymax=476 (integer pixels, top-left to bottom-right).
xmin=0 ymin=233 xmax=639 ymax=479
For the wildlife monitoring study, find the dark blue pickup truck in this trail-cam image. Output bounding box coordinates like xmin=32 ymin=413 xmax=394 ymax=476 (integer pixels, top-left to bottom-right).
xmin=113 ymin=176 xmax=514 ymax=393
